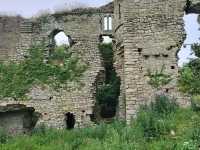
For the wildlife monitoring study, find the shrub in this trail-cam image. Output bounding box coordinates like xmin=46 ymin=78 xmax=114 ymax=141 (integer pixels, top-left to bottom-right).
xmin=96 ymin=77 xmax=120 ymax=107
xmin=191 ymin=95 xmax=200 ymax=111
xmin=49 ymin=46 xmax=71 ymax=63
xmin=178 ymin=44 xmax=200 ymax=96
xmin=152 ymin=95 xmax=178 ymax=116
xmin=96 ymin=44 xmax=121 ymax=118
xmin=191 ymin=44 xmax=200 ymax=58
xmin=135 ymin=95 xmax=178 ymax=140
xmin=178 ymin=66 xmax=197 ymax=95
xmin=147 ymin=65 xmax=172 ymax=89
xmin=136 ymin=108 xmax=172 ymax=140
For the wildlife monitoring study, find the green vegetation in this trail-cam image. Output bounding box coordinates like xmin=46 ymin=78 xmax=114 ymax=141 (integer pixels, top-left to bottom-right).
xmin=0 ymin=45 xmax=86 ymax=100
xmin=179 ymin=44 xmax=200 ymax=95
xmin=96 ymin=43 xmax=120 ymax=118
xmin=179 ymin=44 xmax=200 ymax=109
xmin=147 ymin=65 xmax=172 ymax=89
xmin=1 ymin=95 xmax=200 ymax=150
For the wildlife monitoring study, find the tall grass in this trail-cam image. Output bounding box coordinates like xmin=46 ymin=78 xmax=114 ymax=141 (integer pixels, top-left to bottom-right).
xmin=1 ymin=95 xmax=200 ymax=150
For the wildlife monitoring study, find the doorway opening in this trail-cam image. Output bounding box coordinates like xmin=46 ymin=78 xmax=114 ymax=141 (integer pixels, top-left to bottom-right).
xmin=65 ymin=112 xmax=75 ymax=129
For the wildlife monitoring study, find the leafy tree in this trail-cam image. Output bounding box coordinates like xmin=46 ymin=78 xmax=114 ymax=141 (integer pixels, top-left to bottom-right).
xmin=179 ymin=44 xmax=200 ymax=96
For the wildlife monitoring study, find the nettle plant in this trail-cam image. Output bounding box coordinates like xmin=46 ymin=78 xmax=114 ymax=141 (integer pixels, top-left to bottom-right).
xmin=147 ymin=65 xmax=172 ymax=89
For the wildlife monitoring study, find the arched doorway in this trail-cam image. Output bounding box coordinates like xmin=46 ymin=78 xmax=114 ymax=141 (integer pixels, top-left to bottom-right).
xmin=48 ymin=29 xmax=73 ymax=53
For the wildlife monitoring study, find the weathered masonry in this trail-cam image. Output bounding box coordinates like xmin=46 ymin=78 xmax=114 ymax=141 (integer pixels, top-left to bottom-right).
xmin=0 ymin=3 xmax=114 ymax=130
xmin=113 ymin=0 xmax=200 ymax=122
xmin=0 ymin=0 xmax=200 ymax=129
xmin=0 ymin=104 xmax=39 ymax=134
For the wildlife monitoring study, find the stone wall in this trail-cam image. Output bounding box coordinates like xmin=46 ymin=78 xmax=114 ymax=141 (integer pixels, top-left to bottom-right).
xmin=0 ymin=104 xmax=38 ymax=134
xmin=0 ymin=16 xmax=23 ymax=61
xmin=0 ymin=0 xmax=199 ymax=127
xmin=113 ymin=0 xmax=199 ymax=122
xmin=0 ymin=4 xmax=113 ymax=128
xmin=113 ymin=0 xmax=125 ymax=120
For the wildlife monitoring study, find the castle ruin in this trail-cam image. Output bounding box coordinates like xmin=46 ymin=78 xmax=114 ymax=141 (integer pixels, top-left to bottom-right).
xmin=0 ymin=0 xmax=200 ymax=132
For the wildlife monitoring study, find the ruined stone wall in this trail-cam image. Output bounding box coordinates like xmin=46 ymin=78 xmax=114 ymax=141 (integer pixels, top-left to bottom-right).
xmin=114 ymin=0 xmax=189 ymax=122
xmin=113 ymin=0 xmax=125 ymax=119
xmin=0 ymin=7 xmax=113 ymax=128
xmin=2 ymin=0 xmax=199 ymax=126
xmin=0 ymin=104 xmax=37 ymax=134
xmin=0 ymin=16 xmax=23 ymax=61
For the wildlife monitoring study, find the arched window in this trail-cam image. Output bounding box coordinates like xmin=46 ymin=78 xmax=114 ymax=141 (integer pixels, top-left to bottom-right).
xmin=54 ymin=31 xmax=72 ymax=47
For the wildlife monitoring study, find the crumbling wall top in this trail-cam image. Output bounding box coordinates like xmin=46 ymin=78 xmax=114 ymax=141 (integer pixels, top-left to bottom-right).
xmin=53 ymin=2 xmax=114 ymax=17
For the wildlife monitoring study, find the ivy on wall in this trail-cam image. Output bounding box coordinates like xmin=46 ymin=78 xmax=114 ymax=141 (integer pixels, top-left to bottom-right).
xmin=0 ymin=45 xmax=86 ymax=100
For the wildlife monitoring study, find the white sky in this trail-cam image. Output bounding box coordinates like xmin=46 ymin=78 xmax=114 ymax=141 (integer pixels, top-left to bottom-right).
xmin=178 ymin=14 xmax=200 ymax=67
xmin=55 ymin=32 xmax=70 ymax=46
xmin=0 ymin=0 xmax=113 ymax=18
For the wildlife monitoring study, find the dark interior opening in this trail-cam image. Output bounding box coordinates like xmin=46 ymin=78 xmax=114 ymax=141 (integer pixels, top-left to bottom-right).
xmin=119 ymin=4 xmax=121 ymax=19
xmin=154 ymin=54 xmax=160 ymax=58
xmin=138 ymin=48 xmax=143 ymax=55
xmin=65 ymin=112 xmax=75 ymax=129
xmin=162 ymin=54 xmax=169 ymax=58
xmin=171 ymin=66 xmax=175 ymax=69
xmin=143 ymin=55 xmax=150 ymax=59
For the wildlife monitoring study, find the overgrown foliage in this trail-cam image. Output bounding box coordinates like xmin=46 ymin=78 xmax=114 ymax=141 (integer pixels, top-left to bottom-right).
xmin=179 ymin=44 xmax=200 ymax=110
xmin=96 ymin=44 xmax=120 ymax=118
xmin=0 ymin=45 xmax=86 ymax=100
xmin=147 ymin=65 xmax=172 ymax=89
xmin=2 ymin=95 xmax=200 ymax=150
xmin=135 ymin=95 xmax=178 ymax=140
xmin=179 ymin=44 xmax=200 ymax=95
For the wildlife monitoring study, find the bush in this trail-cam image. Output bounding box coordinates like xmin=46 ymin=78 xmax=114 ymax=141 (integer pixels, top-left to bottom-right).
xmin=135 ymin=95 xmax=178 ymax=140
xmin=96 ymin=44 xmax=121 ymax=118
xmin=178 ymin=44 xmax=200 ymax=96
xmin=152 ymin=95 xmax=178 ymax=116
xmin=191 ymin=95 xmax=200 ymax=111
xmin=49 ymin=46 xmax=70 ymax=61
xmin=136 ymin=108 xmax=172 ymax=140
xmin=147 ymin=65 xmax=172 ymax=89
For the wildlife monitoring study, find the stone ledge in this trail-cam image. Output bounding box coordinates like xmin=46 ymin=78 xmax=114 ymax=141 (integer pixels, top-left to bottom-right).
xmin=0 ymin=104 xmax=35 ymax=113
